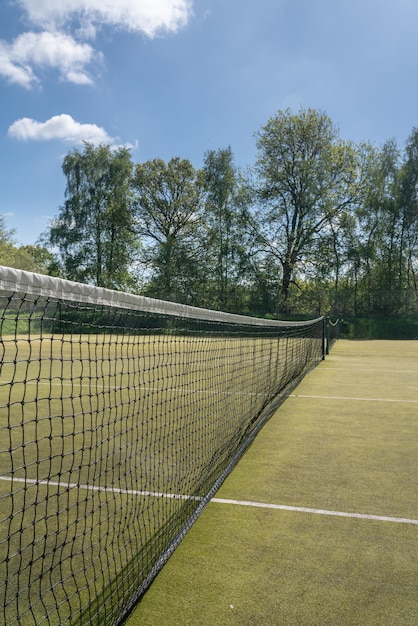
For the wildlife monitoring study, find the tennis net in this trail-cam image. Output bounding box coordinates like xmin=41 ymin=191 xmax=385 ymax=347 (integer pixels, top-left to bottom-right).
xmin=0 ymin=266 xmax=326 ymax=625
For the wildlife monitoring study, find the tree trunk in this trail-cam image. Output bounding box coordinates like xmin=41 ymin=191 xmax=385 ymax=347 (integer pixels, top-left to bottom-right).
xmin=279 ymin=260 xmax=292 ymax=314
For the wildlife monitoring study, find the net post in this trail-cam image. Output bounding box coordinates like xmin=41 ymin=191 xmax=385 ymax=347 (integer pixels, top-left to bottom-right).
xmin=321 ymin=316 xmax=330 ymax=359
xmin=325 ymin=316 xmax=331 ymax=355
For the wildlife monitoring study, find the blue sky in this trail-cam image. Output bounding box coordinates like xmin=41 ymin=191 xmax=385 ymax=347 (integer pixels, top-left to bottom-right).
xmin=1 ymin=0 xmax=418 ymax=246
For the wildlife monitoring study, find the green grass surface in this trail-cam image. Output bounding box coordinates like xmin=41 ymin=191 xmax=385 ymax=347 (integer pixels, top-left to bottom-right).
xmin=126 ymin=340 xmax=418 ymax=625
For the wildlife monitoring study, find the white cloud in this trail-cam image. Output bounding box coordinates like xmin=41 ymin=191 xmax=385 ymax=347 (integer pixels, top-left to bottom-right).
xmin=18 ymin=0 xmax=193 ymax=38
xmin=1 ymin=1 xmax=192 ymax=88
xmin=0 ymin=31 xmax=96 ymax=87
xmin=8 ymin=114 xmax=114 ymax=144
xmin=0 ymin=45 xmax=35 ymax=88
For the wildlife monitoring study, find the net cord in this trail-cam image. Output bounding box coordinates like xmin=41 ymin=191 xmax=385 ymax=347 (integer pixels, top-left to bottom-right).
xmin=0 ymin=265 xmax=321 ymax=328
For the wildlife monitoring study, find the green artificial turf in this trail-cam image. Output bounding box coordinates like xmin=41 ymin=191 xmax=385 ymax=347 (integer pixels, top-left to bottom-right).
xmin=126 ymin=340 xmax=418 ymax=625
xmin=127 ymin=504 xmax=418 ymax=626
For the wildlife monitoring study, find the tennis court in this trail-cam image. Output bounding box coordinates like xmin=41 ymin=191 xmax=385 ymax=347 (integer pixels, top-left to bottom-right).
xmin=126 ymin=339 xmax=418 ymax=625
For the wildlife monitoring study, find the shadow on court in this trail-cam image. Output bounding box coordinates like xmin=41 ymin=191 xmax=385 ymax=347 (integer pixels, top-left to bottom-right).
xmin=125 ymin=340 xmax=418 ymax=626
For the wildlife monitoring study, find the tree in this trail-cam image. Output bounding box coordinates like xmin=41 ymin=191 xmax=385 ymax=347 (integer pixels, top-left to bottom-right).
xmin=0 ymin=216 xmax=17 ymax=265
xmin=44 ymin=142 xmax=137 ymax=290
xmin=350 ymin=140 xmax=400 ymax=313
xmin=0 ymin=216 xmax=52 ymax=272
xmin=397 ymin=128 xmax=418 ymax=305
xmin=250 ymin=108 xmax=367 ymax=313
xmin=132 ymin=157 xmax=206 ymax=303
xmin=19 ymin=245 xmax=59 ymax=275
xmin=201 ymin=147 xmax=248 ymax=311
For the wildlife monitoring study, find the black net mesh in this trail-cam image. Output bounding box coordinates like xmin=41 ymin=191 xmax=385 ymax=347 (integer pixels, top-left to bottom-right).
xmin=0 ymin=268 xmax=325 ymax=625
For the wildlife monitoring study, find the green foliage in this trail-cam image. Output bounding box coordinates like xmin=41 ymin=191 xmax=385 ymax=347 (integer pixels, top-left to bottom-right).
xmin=6 ymin=110 xmax=418 ymax=328
xmin=44 ymin=142 xmax=138 ymax=290
xmin=200 ymin=147 xmax=250 ymax=311
xmin=251 ymin=107 xmax=368 ymax=313
xmin=340 ymin=316 xmax=418 ymax=339
xmin=132 ymin=157 xmax=206 ymax=303
xmin=0 ymin=216 xmax=57 ymax=273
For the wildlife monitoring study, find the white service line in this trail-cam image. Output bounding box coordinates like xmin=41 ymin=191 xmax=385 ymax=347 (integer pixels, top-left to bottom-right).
xmin=210 ymin=497 xmax=418 ymax=525
xmin=1 ymin=475 xmax=417 ymax=525
xmin=320 ymin=367 xmax=418 ymax=373
xmin=0 ymin=475 xmax=202 ymax=501
xmin=288 ymin=394 xmax=418 ymax=403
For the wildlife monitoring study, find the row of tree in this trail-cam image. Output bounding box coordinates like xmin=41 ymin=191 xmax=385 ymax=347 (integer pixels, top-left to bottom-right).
xmin=3 ymin=108 xmax=418 ymax=318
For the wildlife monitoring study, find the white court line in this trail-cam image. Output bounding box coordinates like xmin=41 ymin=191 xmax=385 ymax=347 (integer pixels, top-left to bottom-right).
xmin=320 ymin=368 xmax=418 ymax=373
xmin=1 ymin=475 xmax=417 ymax=525
xmin=0 ymin=475 xmax=202 ymax=501
xmin=5 ymin=380 xmax=264 ymax=397
xmin=288 ymin=394 xmax=418 ymax=404
xmin=210 ymin=498 xmax=418 ymax=525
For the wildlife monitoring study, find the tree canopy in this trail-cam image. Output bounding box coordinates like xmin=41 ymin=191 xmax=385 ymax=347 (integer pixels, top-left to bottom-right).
xmin=132 ymin=156 xmax=206 ymax=302
xmin=251 ymin=108 xmax=369 ymax=312
xmin=0 ymin=216 xmax=54 ymax=273
xmin=45 ymin=142 xmax=137 ymax=290
xmin=13 ymin=107 xmax=417 ymax=320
